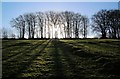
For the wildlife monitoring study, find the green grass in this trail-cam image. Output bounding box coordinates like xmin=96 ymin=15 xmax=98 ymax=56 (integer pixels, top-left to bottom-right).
xmin=2 ymin=39 xmax=120 ymax=79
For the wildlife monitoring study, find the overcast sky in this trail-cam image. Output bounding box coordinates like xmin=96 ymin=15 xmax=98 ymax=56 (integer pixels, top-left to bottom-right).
xmin=1 ymin=2 xmax=119 ymax=38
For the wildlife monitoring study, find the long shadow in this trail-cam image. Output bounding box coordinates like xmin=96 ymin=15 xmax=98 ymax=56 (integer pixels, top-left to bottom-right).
xmin=56 ymin=40 xmax=87 ymax=79
xmin=60 ymin=41 xmax=117 ymax=59
xmin=2 ymin=42 xmax=33 ymax=57
xmin=58 ymin=40 xmax=120 ymax=78
xmin=79 ymin=41 xmax=120 ymax=50
xmin=2 ymin=46 xmax=25 ymax=59
xmin=2 ymin=40 xmax=50 ymax=78
xmin=2 ymin=42 xmax=31 ymax=49
xmin=3 ymin=41 xmax=43 ymax=77
xmin=3 ymin=41 xmax=45 ymax=62
xmin=50 ymin=39 xmax=65 ymax=79
xmin=59 ymin=41 xmax=115 ymax=66
xmin=2 ymin=40 xmax=22 ymax=49
xmin=60 ymin=41 xmax=97 ymax=58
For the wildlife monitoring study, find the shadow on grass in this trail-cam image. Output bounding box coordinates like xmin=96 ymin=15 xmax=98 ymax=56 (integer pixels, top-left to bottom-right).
xmin=3 ymin=39 xmax=120 ymax=79
xmin=59 ymin=40 xmax=120 ymax=79
xmin=60 ymin=41 xmax=96 ymax=58
xmin=3 ymin=41 xmax=45 ymax=61
xmin=2 ymin=42 xmax=32 ymax=49
xmin=51 ymin=39 xmax=65 ymax=79
xmin=2 ymin=40 xmax=50 ymax=78
xmin=51 ymin=39 xmax=87 ymax=79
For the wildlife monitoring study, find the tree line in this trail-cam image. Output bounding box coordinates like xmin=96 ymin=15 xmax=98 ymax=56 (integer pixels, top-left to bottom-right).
xmin=92 ymin=9 xmax=120 ymax=38
xmin=9 ymin=11 xmax=89 ymax=39
xmin=2 ymin=9 xmax=120 ymax=39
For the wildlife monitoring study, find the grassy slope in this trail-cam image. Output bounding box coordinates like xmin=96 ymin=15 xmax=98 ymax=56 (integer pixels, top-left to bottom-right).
xmin=2 ymin=39 xmax=120 ymax=79
xmin=60 ymin=39 xmax=120 ymax=78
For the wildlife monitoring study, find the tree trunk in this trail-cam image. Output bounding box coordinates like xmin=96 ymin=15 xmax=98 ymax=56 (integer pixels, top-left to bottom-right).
xmin=22 ymin=21 xmax=25 ymax=39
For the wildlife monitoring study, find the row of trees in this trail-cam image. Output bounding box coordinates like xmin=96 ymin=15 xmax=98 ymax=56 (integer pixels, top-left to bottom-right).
xmin=92 ymin=9 xmax=120 ymax=38
xmin=2 ymin=9 xmax=120 ymax=39
xmin=10 ymin=11 xmax=89 ymax=39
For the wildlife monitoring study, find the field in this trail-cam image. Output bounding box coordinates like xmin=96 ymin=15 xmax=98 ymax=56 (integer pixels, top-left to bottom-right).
xmin=2 ymin=39 xmax=120 ymax=79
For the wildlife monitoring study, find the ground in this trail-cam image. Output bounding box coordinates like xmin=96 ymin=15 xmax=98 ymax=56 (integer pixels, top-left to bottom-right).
xmin=2 ymin=39 xmax=120 ymax=79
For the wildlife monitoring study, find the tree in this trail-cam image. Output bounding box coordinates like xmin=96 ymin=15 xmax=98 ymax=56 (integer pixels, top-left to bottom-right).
xmin=19 ymin=15 xmax=25 ymax=39
xmin=36 ymin=12 xmax=44 ymax=38
xmin=2 ymin=28 xmax=8 ymax=39
xmin=107 ymin=10 xmax=120 ymax=38
xmin=24 ymin=14 xmax=31 ymax=38
xmin=10 ymin=15 xmax=25 ymax=39
xmin=92 ymin=9 xmax=120 ymax=38
xmin=81 ymin=16 xmax=89 ymax=38
xmin=73 ymin=13 xmax=82 ymax=38
xmin=63 ymin=11 xmax=72 ymax=38
xmin=30 ymin=13 xmax=36 ymax=39
xmin=24 ymin=13 xmax=36 ymax=39
xmin=45 ymin=12 xmax=51 ymax=38
xmin=48 ymin=11 xmax=59 ymax=38
xmin=91 ymin=10 xmax=108 ymax=38
xmin=10 ymin=11 xmax=90 ymax=39
xmin=44 ymin=18 xmax=47 ymax=38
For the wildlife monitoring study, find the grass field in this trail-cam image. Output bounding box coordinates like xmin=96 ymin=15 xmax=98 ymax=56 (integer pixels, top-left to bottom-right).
xmin=2 ymin=39 xmax=120 ymax=79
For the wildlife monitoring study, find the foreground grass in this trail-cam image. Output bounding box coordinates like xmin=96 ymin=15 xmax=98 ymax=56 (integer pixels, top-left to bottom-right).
xmin=2 ymin=39 xmax=120 ymax=79
xmin=60 ymin=39 xmax=120 ymax=78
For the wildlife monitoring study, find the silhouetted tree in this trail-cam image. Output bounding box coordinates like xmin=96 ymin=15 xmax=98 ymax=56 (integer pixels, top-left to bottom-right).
xmin=48 ymin=11 xmax=59 ymax=38
xmin=24 ymin=13 xmax=36 ymax=39
xmin=36 ymin=12 xmax=44 ymax=38
xmin=63 ymin=11 xmax=72 ymax=38
xmin=10 ymin=15 xmax=25 ymax=39
xmin=107 ymin=10 xmax=120 ymax=38
xmin=92 ymin=10 xmax=108 ymax=38
xmin=30 ymin=13 xmax=36 ymax=39
xmin=45 ymin=12 xmax=51 ymax=38
xmin=24 ymin=14 xmax=31 ymax=38
xmin=92 ymin=9 xmax=120 ymax=38
xmin=81 ymin=16 xmax=89 ymax=38
xmin=73 ymin=13 xmax=83 ymax=38
xmin=2 ymin=28 xmax=8 ymax=39
xmin=10 ymin=11 xmax=90 ymax=39
xmin=19 ymin=15 xmax=25 ymax=39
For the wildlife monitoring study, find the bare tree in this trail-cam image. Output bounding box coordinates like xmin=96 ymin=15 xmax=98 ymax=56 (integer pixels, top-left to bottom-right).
xmin=64 ymin=11 xmax=71 ymax=38
xmin=48 ymin=11 xmax=59 ymax=38
xmin=81 ymin=16 xmax=89 ymax=38
xmin=19 ymin=15 xmax=25 ymax=39
xmin=10 ymin=15 xmax=25 ymax=39
xmin=91 ymin=10 xmax=108 ymax=38
xmin=10 ymin=18 xmax=20 ymax=38
xmin=24 ymin=14 xmax=31 ymax=38
xmin=10 ymin=11 xmax=91 ymax=39
xmin=30 ymin=13 xmax=36 ymax=39
xmin=36 ymin=12 xmax=44 ymax=38
xmin=2 ymin=28 xmax=8 ymax=39
xmin=45 ymin=12 xmax=51 ymax=38
xmin=107 ymin=10 xmax=120 ymax=38
xmin=24 ymin=13 xmax=36 ymax=39
xmin=92 ymin=9 xmax=120 ymax=38
xmin=73 ymin=13 xmax=82 ymax=38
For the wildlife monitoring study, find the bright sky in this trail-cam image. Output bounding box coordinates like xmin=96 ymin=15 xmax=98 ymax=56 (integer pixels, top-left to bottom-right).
xmin=1 ymin=0 xmax=120 ymax=2
xmin=1 ymin=2 xmax=119 ymax=38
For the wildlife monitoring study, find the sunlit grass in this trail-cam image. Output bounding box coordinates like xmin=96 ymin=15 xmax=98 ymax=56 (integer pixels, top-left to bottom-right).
xmin=2 ymin=39 xmax=120 ymax=78
xmin=61 ymin=39 xmax=120 ymax=55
